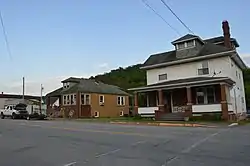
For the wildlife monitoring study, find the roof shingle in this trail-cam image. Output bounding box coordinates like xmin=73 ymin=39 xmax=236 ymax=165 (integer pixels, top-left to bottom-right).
xmin=46 ymin=79 xmax=129 ymax=97
xmin=143 ymin=42 xmax=232 ymax=67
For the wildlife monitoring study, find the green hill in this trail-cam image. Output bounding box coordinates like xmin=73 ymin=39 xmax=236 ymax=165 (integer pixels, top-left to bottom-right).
xmin=90 ymin=64 xmax=146 ymax=91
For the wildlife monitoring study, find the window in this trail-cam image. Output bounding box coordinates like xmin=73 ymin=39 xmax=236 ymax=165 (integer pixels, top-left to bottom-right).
xmin=176 ymin=40 xmax=195 ymax=50
xmin=63 ymin=96 xmax=66 ymax=105
xmin=207 ymin=87 xmax=215 ymax=104
xmin=81 ymin=94 xmax=91 ymax=105
xmin=117 ymin=96 xmax=125 ymax=106
xmin=198 ymin=61 xmax=209 ymax=75
xmin=177 ymin=43 xmax=185 ymax=49
xmin=86 ymin=94 xmax=90 ymax=105
xmin=63 ymin=94 xmax=76 ymax=105
xmin=99 ymin=95 xmax=104 ymax=104
xmin=81 ymin=94 xmax=85 ymax=105
xmin=73 ymin=94 xmax=76 ymax=105
xmin=196 ymin=87 xmax=215 ymax=104
xmin=94 ymin=111 xmax=99 ymax=117
xmin=159 ymin=74 xmax=167 ymax=81
xmin=120 ymin=111 xmax=124 ymax=117
xmin=187 ymin=40 xmax=194 ymax=47
xmin=196 ymin=88 xmax=205 ymax=104
xmin=236 ymin=71 xmax=238 ymax=77
xmin=63 ymin=82 xmax=70 ymax=88
xmin=67 ymin=95 xmax=70 ymax=105
xmin=70 ymin=95 xmax=74 ymax=105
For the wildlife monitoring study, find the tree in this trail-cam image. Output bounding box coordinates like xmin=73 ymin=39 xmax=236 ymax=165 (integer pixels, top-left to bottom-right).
xmin=90 ymin=64 xmax=146 ymax=91
xmin=243 ymin=68 xmax=250 ymax=108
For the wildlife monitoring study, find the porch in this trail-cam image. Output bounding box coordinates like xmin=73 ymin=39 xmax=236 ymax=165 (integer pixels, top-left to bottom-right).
xmin=129 ymin=77 xmax=234 ymax=121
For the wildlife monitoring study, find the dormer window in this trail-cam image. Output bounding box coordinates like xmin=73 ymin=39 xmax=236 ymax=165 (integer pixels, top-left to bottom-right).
xmin=176 ymin=40 xmax=195 ymax=50
xmin=172 ymin=34 xmax=204 ymax=51
xmin=63 ymin=82 xmax=70 ymax=89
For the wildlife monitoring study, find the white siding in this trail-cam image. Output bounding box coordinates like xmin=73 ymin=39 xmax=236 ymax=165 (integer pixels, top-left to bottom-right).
xmin=146 ymin=56 xmax=231 ymax=85
xmin=146 ymin=55 xmax=246 ymax=114
xmin=228 ymin=59 xmax=246 ymax=114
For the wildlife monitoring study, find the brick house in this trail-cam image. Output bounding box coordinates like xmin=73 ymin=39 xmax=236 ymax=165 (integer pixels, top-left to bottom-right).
xmin=46 ymin=77 xmax=129 ymax=118
xmin=128 ymin=21 xmax=247 ymax=121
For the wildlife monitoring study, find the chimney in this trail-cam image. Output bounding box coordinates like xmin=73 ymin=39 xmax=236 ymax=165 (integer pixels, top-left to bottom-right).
xmin=222 ymin=20 xmax=231 ymax=48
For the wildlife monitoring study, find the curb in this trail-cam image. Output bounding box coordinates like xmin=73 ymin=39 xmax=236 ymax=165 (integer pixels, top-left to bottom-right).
xmin=110 ymin=121 xmax=217 ymax=128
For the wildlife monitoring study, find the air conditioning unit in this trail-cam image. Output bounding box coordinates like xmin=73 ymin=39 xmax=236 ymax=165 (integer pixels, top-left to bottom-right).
xmin=99 ymin=102 xmax=104 ymax=106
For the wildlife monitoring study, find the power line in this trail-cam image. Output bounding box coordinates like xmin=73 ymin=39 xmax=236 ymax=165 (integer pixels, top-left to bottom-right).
xmin=160 ymin=0 xmax=194 ymax=34
xmin=0 ymin=10 xmax=12 ymax=60
xmin=141 ymin=0 xmax=181 ymax=36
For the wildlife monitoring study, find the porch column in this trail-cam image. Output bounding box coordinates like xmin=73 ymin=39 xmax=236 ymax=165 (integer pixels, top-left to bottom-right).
xmin=134 ymin=92 xmax=138 ymax=115
xmin=185 ymin=87 xmax=192 ymax=117
xmin=220 ymin=84 xmax=228 ymax=120
xmin=76 ymin=92 xmax=81 ymax=118
xmin=158 ymin=89 xmax=164 ymax=111
xmin=46 ymin=96 xmax=51 ymax=115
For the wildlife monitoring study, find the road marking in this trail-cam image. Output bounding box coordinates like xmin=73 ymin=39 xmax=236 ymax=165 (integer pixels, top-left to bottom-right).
xmin=63 ymin=161 xmax=77 ymax=166
xmin=95 ymin=149 xmax=121 ymax=158
xmin=162 ymin=128 xmax=230 ymax=165
xmin=181 ymin=132 xmax=219 ymax=153
xmin=20 ymin=123 xmax=156 ymax=138
xmin=162 ymin=156 xmax=178 ymax=165
xmin=131 ymin=140 xmax=147 ymax=146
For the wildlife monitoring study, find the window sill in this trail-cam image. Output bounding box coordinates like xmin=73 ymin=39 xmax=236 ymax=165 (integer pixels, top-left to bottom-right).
xmin=117 ymin=105 xmax=126 ymax=107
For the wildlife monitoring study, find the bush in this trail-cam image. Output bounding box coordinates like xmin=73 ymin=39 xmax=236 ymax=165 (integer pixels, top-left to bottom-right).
xmin=189 ymin=113 xmax=222 ymax=121
xmin=133 ymin=114 xmax=142 ymax=120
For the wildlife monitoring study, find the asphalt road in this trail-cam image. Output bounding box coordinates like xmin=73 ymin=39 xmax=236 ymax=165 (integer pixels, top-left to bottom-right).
xmin=0 ymin=119 xmax=250 ymax=166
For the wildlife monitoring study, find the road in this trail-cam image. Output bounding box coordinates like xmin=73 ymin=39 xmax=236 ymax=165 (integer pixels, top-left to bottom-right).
xmin=0 ymin=119 xmax=250 ymax=166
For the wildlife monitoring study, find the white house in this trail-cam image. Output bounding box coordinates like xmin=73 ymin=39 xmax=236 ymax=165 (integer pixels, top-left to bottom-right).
xmin=128 ymin=21 xmax=247 ymax=121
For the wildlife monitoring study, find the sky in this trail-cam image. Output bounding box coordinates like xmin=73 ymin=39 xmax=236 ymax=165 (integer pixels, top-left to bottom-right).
xmin=0 ymin=0 xmax=249 ymax=96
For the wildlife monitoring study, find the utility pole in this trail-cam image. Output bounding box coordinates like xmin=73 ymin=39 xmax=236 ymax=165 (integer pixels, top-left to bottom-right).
xmin=22 ymin=77 xmax=25 ymax=102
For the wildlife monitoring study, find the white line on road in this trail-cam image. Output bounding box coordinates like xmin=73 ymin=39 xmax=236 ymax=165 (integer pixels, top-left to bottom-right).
xmin=131 ymin=140 xmax=147 ymax=146
xmin=181 ymin=132 xmax=219 ymax=153
xmin=163 ymin=128 xmax=230 ymax=165
xmin=63 ymin=161 xmax=77 ymax=166
xmin=95 ymin=149 xmax=121 ymax=158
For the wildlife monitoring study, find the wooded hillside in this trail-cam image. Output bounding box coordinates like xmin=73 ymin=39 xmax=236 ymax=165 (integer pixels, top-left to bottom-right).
xmin=90 ymin=64 xmax=146 ymax=91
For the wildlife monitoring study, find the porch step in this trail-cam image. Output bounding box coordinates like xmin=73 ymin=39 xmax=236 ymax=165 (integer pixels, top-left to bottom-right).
xmin=157 ymin=112 xmax=185 ymax=121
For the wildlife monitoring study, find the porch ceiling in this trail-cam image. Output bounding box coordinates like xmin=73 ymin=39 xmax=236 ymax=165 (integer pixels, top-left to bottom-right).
xmin=128 ymin=77 xmax=234 ymax=92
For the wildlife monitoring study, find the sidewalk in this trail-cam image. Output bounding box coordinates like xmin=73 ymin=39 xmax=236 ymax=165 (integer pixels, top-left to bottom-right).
xmin=47 ymin=117 xmax=230 ymax=128
xmin=109 ymin=121 xmax=219 ymax=128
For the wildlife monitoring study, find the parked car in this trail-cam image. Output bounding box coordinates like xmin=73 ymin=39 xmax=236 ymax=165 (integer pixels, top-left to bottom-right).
xmin=0 ymin=103 xmax=29 ymax=120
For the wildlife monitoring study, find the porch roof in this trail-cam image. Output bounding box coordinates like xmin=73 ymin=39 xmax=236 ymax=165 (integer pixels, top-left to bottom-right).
xmin=128 ymin=77 xmax=234 ymax=92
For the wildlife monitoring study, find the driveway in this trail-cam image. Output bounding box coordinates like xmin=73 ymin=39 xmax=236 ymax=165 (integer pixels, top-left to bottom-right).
xmin=0 ymin=119 xmax=249 ymax=166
